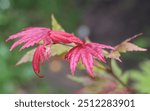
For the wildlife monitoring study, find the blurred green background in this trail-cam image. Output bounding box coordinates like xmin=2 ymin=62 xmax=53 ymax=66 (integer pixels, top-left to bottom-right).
xmin=0 ymin=0 xmax=150 ymax=93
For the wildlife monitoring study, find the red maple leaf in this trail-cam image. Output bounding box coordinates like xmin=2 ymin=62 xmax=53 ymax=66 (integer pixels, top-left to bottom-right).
xmin=6 ymin=27 xmax=83 ymax=77
xmin=50 ymin=31 xmax=83 ymax=44
xmin=65 ymin=42 xmax=114 ymax=77
xmin=6 ymin=27 xmax=83 ymax=51
xmin=6 ymin=27 xmax=52 ymax=51
xmin=32 ymin=45 xmax=50 ymax=78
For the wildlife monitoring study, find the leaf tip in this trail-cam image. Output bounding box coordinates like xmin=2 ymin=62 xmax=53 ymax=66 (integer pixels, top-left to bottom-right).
xmin=141 ymin=48 xmax=148 ymax=51
xmin=16 ymin=62 xmax=20 ymax=66
xmin=35 ymin=72 xmax=45 ymax=78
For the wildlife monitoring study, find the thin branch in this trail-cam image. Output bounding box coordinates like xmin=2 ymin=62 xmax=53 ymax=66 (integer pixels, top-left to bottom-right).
xmin=106 ymin=67 xmax=127 ymax=87
xmin=95 ymin=59 xmax=133 ymax=92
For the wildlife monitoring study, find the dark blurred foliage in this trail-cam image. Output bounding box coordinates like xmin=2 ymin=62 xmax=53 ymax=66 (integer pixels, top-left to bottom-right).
xmin=0 ymin=0 xmax=149 ymax=93
xmin=80 ymin=0 xmax=150 ymax=69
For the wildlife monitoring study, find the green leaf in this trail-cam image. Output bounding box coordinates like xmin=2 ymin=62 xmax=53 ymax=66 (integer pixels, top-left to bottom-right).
xmin=111 ymin=59 xmax=128 ymax=83
xmin=51 ymin=14 xmax=64 ymax=31
xmin=130 ymin=60 xmax=150 ymax=93
xmin=111 ymin=59 xmax=122 ymax=76
xmin=16 ymin=48 xmax=35 ymax=65
xmin=68 ymin=74 xmax=107 ymax=86
xmin=51 ymin=44 xmax=73 ymax=56
xmin=67 ymin=75 xmax=86 ymax=84
xmin=0 ymin=43 xmax=9 ymax=60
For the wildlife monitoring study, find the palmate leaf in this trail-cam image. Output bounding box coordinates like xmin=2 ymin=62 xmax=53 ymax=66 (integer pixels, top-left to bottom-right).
xmin=16 ymin=15 xmax=71 ymax=65
xmin=65 ymin=43 xmax=113 ymax=77
xmin=7 ymin=14 xmax=84 ymax=77
xmin=108 ymin=33 xmax=147 ymax=61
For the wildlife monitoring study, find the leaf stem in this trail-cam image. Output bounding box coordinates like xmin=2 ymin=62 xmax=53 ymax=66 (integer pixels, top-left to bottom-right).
xmin=59 ymin=43 xmax=75 ymax=47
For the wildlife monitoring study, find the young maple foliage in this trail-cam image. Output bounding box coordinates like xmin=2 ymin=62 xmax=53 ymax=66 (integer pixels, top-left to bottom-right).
xmin=32 ymin=45 xmax=50 ymax=78
xmin=50 ymin=31 xmax=83 ymax=44
xmin=6 ymin=27 xmax=83 ymax=77
xmin=6 ymin=27 xmax=83 ymax=51
xmin=6 ymin=27 xmax=52 ymax=51
xmin=65 ymin=42 xmax=114 ymax=77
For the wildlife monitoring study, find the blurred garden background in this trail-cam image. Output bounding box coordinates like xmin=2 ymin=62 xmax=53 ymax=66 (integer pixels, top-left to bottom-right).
xmin=0 ymin=0 xmax=150 ymax=93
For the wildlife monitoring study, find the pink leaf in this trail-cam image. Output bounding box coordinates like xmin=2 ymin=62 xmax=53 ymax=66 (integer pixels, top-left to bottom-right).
xmin=6 ymin=26 xmax=84 ymax=78
xmin=50 ymin=31 xmax=83 ymax=44
xmin=69 ymin=47 xmax=81 ymax=75
xmin=65 ymin=42 xmax=114 ymax=76
xmin=6 ymin=27 xmax=83 ymax=51
xmin=32 ymin=45 xmax=50 ymax=78
xmin=6 ymin=27 xmax=52 ymax=51
xmin=81 ymin=49 xmax=94 ymax=77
